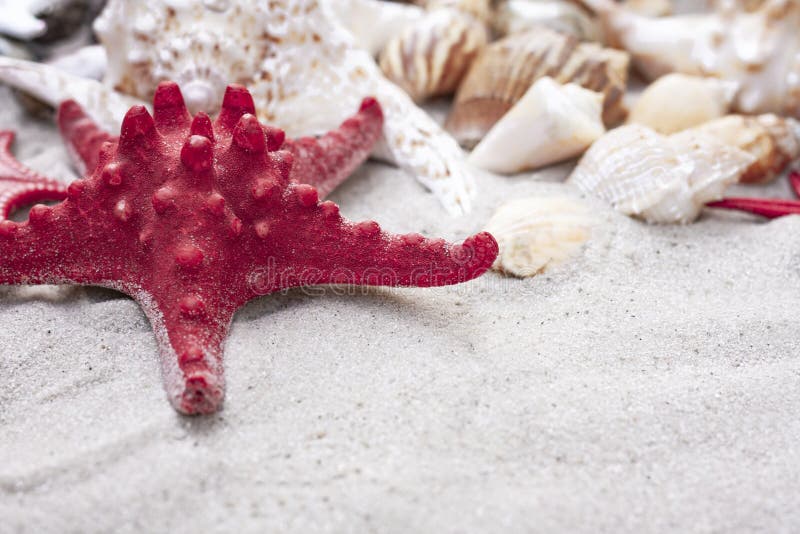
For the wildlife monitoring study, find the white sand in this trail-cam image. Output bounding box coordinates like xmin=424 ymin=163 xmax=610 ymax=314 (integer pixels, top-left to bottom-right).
xmin=1 ymin=87 xmax=800 ymax=533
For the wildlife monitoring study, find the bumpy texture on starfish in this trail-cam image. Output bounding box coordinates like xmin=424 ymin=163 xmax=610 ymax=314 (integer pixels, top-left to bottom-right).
xmin=0 ymin=82 xmax=498 ymax=414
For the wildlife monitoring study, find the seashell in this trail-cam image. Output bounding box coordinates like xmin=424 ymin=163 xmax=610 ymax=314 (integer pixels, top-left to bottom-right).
xmin=0 ymin=0 xmax=478 ymax=216
xmin=468 ymin=77 xmax=605 ymax=174
xmin=332 ymin=0 xmax=424 ymax=57
xmin=426 ymin=0 xmax=493 ymax=22
xmin=379 ymin=7 xmax=489 ymax=102
xmin=568 ymin=124 xmax=755 ymax=224
xmin=627 ymin=73 xmax=738 ymax=134
xmin=446 ymin=27 xmax=630 ymax=148
xmin=621 ymin=0 xmax=672 ymax=16
xmin=685 ymin=114 xmax=800 ymax=183
xmin=580 ymin=0 xmax=800 ymax=117
xmin=492 ymin=0 xmax=602 ymax=41
xmin=485 ymin=195 xmax=597 ymax=277
xmin=0 ymin=0 xmax=47 ymax=40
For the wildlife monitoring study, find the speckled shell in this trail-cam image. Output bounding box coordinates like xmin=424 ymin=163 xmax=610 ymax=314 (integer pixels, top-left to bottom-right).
xmin=628 ymin=73 xmax=738 ymax=134
xmin=468 ymin=77 xmax=605 ymax=174
xmin=568 ymin=124 xmax=755 ymax=224
xmin=379 ymin=8 xmax=488 ymax=102
xmin=492 ymin=0 xmax=601 ymax=41
xmin=585 ymin=0 xmax=800 ymax=117
xmin=446 ymin=28 xmax=630 ymax=148
xmin=686 ymin=114 xmax=800 ymax=183
xmin=485 ymin=195 xmax=596 ymax=277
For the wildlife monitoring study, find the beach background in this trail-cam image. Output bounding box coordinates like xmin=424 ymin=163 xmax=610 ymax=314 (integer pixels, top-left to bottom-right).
xmin=1 ymin=84 xmax=800 ymax=533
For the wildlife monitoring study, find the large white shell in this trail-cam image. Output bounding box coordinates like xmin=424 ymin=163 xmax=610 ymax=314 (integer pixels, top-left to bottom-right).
xmin=583 ymin=0 xmax=800 ymax=117
xmin=628 ymin=73 xmax=738 ymax=134
xmin=468 ymin=77 xmax=605 ymax=174
xmin=0 ymin=0 xmax=477 ymax=215
xmin=485 ymin=195 xmax=597 ymax=277
xmin=568 ymin=124 xmax=756 ymax=224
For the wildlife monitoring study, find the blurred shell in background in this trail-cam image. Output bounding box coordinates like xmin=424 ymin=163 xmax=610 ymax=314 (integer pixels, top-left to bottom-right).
xmin=686 ymin=114 xmax=800 ymax=184
xmin=628 ymin=73 xmax=737 ymax=134
xmin=492 ymin=0 xmax=601 ymax=40
xmin=332 ymin=0 xmax=424 ymax=56
xmin=379 ymin=7 xmax=488 ymax=102
xmin=446 ymin=27 xmax=629 ymax=148
xmin=486 ymin=195 xmax=597 ymax=278
xmin=468 ymin=77 xmax=605 ymax=174
xmin=568 ymin=124 xmax=755 ymax=224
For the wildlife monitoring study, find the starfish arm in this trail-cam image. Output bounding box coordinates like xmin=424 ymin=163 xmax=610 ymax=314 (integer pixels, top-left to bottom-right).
xmin=0 ymin=131 xmax=68 ymax=221
xmin=283 ymin=97 xmax=384 ymax=198
xmin=0 ymin=56 xmax=142 ymax=131
xmin=57 ymin=100 xmax=117 ymax=175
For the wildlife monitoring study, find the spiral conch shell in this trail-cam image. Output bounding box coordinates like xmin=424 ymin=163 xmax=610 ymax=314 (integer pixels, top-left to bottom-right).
xmin=686 ymin=114 xmax=800 ymax=184
xmin=446 ymin=27 xmax=630 ymax=148
xmin=568 ymin=124 xmax=756 ymax=224
xmin=379 ymin=7 xmax=489 ymax=102
xmin=486 ymin=195 xmax=597 ymax=277
xmin=468 ymin=77 xmax=605 ymax=174
xmin=628 ymin=73 xmax=738 ymax=134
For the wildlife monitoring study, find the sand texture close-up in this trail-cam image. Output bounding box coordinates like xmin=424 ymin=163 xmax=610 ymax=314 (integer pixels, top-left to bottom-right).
xmin=1 ymin=85 xmax=800 ymax=534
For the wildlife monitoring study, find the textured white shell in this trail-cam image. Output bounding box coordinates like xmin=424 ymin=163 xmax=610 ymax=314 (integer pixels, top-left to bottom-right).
xmin=628 ymin=73 xmax=738 ymax=134
xmin=568 ymin=124 xmax=756 ymax=224
xmin=485 ymin=195 xmax=596 ymax=277
xmin=0 ymin=0 xmax=476 ymax=215
xmin=468 ymin=77 xmax=605 ymax=174
xmin=586 ymin=0 xmax=800 ymax=117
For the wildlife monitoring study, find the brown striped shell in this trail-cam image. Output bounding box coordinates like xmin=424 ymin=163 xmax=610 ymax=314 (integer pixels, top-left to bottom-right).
xmin=379 ymin=7 xmax=489 ymax=103
xmin=445 ymin=27 xmax=630 ymax=148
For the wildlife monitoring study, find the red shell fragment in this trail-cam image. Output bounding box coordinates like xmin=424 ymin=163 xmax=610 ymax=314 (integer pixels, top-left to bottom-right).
xmin=0 ymin=82 xmax=498 ymax=415
xmin=0 ymin=131 xmax=67 ymax=221
xmin=57 ymin=85 xmax=384 ymax=198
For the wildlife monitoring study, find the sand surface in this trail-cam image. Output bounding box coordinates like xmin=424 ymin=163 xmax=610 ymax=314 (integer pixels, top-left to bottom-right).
xmin=1 ymin=87 xmax=799 ymax=533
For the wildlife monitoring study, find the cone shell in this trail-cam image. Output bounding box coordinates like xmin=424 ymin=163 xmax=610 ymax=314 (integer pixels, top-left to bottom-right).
xmin=686 ymin=114 xmax=800 ymax=184
xmin=568 ymin=124 xmax=755 ymax=224
xmin=628 ymin=73 xmax=738 ymax=134
xmin=468 ymin=77 xmax=605 ymax=174
xmin=492 ymin=0 xmax=601 ymax=41
xmin=446 ymin=27 xmax=630 ymax=148
xmin=379 ymin=8 xmax=489 ymax=102
xmin=486 ymin=195 xmax=597 ymax=278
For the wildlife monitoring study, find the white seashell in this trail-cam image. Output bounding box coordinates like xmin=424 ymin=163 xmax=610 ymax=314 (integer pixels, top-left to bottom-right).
xmin=0 ymin=0 xmax=477 ymax=216
xmin=627 ymin=73 xmax=738 ymax=134
xmin=621 ymin=0 xmax=672 ymax=16
xmin=492 ymin=0 xmax=601 ymax=41
xmin=427 ymin=0 xmax=493 ymax=22
xmin=332 ymin=0 xmax=424 ymax=57
xmin=581 ymin=0 xmax=800 ymax=117
xmin=0 ymin=0 xmax=47 ymax=40
xmin=468 ymin=77 xmax=605 ymax=174
xmin=379 ymin=7 xmax=489 ymax=102
xmin=485 ymin=195 xmax=597 ymax=277
xmin=685 ymin=114 xmax=800 ymax=183
xmin=568 ymin=124 xmax=756 ymax=223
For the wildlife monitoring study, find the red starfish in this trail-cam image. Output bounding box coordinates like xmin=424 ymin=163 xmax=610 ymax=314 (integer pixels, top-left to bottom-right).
xmin=0 ymin=82 xmax=498 ymax=415
xmin=57 ymin=87 xmax=384 ymax=198
xmin=0 ymin=131 xmax=67 ymax=220
xmin=707 ymin=168 xmax=800 ymax=219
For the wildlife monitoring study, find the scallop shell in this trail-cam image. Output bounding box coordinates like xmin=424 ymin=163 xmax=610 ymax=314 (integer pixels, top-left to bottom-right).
xmin=468 ymin=77 xmax=605 ymax=174
xmin=628 ymin=73 xmax=738 ymax=134
xmin=492 ymin=0 xmax=601 ymax=41
xmin=568 ymin=124 xmax=755 ymax=224
xmin=486 ymin=195 xmax=597 ymax=277
xmin=379 ymin=7 xmax=489 ymax=102
xmin=446 ymin=27 xmax=630 ymax=148
xmin=582 ymin=0 xmax=800 ymax=117
xmin=685 ymin=114 xmax=800 ymax=183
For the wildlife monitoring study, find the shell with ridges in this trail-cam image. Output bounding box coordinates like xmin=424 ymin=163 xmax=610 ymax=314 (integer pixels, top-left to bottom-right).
xmin=379 ymin=7 xmax=488 ymax=102
xmin=568 ymin=124 xmax=755 ymax=224
xmin=468 ymin=77 xmax=605 ymax=174
xmin=492 ymin=0 xmax=601 ymax=41
xmin=628 ymin=73 xmax=738 ymax=134
xmin=446 ymin=27 xmax=630 ymax=148
xmin=486 ymin=195 xmax=597 ymax=278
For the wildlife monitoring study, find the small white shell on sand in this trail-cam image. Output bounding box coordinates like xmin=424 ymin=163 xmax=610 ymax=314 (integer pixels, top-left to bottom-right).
xmin=468 ymin=77 xmax=605 ymax=174
xmin=568 ymin=124 xmax=756 ymax=224
xmin=628 ymin=73 xmax=738 ymax=134
xmin=486 ymin=195 xmax=597 ymax=277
